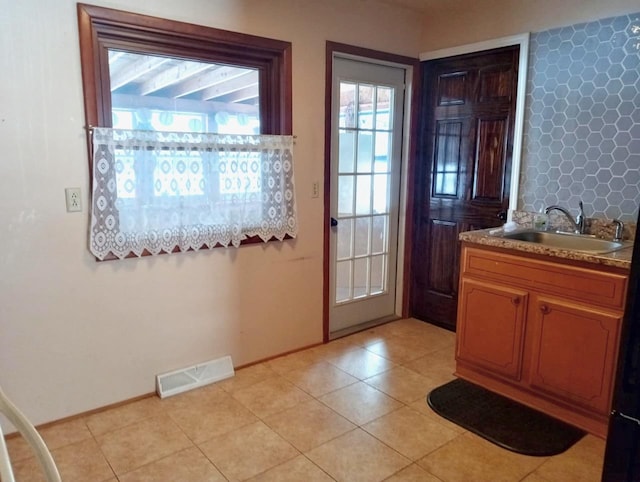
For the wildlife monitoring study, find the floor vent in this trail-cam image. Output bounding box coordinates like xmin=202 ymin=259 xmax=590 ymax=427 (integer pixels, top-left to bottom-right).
xmin=156 ymin=356 xmax=234 ymax=398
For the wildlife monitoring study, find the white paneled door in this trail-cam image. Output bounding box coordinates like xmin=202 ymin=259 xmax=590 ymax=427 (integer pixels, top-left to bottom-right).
xmin=329 ymin=57 xmax=406 ymax=333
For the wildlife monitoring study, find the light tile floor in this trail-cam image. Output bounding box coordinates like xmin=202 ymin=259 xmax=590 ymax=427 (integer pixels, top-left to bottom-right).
xmin=6 ymin=318 xmax=606 ymax=481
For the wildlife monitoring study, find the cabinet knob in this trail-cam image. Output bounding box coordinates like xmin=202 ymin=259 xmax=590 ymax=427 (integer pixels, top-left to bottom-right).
xmin=511 ymin=297 xmax=520 ymax=305
xmin=540 ymin=304 xmax=551 ymax=314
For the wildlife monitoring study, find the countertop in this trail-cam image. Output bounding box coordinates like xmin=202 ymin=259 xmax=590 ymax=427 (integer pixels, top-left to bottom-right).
xmin=459 ymin=228 xmax=633 ymax=271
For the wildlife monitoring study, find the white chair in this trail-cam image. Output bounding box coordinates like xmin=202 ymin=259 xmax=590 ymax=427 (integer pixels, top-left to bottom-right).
xmin=0 ymin=386 xmax=61 ymax=482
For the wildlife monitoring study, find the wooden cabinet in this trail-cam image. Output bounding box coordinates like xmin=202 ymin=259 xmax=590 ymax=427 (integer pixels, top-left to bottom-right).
xmin=457 ymin=278 xmax=528 ymax=381
xmin=529 ymin=296 xmax=622 ymax=415
xmin=456 ymin=244 xmax=628 ymax=437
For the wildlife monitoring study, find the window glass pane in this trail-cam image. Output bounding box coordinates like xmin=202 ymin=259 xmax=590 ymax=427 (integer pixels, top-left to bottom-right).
xmin=109 ymin=50 xmax=262 ymax=200
xmin=357 ymin=131 xmax=373 ymax=173
xmin=337 ymin=218 xmax=353 ymax=260
xmin=339 ymin=82 xmax=356 ymax=128
xmin=339 ymin=130 xmax=355 ymax=173
xmin=373 ymin=174 xmax=389 ymax=214
xmin=370 ymin=255 xmax=386 ymax=295
xmin=376 ymin=87 xmax=393 ymax=130
xmin=112 ymin=111 xmax=133 ymax=129
xmin=374 ymin=131 xmax=391 ymax=173
xmin=355 ymin=175 xmax=372 ymax=215
xmin=371 ymin=215 xmax=387 ymax=254
xmin=354 ymin=217 xmax=371 ymax=257
xmin=109 ymin=50 xmax=260 ymax=135
xmin=353 ymin=258 xmax=369 ymax=298
xmin=336 ymin=260 xmax=352 ymax=303
xmin=338 ymin=175 xmax=355 ymax=217
xmin=358 ymin=84 xmax=374 ymax=129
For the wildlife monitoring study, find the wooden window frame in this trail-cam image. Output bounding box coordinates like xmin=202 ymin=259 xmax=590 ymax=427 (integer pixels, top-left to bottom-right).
xmin=78 ymin=3 xmax=291 ymax=136
xmin=77 ymin=4 xmax=293 ymax=256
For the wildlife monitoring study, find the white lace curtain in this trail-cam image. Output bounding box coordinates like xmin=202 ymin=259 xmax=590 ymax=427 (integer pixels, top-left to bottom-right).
xmin=90 ymin=127 xmax=297 ymax=260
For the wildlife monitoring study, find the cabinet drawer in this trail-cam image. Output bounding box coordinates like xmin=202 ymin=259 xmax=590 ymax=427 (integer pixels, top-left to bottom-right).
xmin=462 ymin=246 xmax=627 ymax=309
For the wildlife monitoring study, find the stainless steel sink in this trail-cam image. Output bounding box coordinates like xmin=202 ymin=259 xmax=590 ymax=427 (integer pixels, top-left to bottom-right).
xmin=501 ymin=230 xmax=630 ymax=253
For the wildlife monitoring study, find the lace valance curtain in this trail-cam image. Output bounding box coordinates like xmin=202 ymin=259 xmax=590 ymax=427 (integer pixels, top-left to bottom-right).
xmin=90 ymin=128 xmax=297 ymax=260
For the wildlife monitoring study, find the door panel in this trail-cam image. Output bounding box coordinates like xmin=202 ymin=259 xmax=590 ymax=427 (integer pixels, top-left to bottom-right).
xmin=479 ymin=65 xmax=514 ymax=103
xmin=427 ymin=220 xmax=459 ymax=295
xmin=437 ymin=72 xmax=467 ymax=106
xmin=330 ymin=58 xmax=406 ymax=334
xmin=411 ymin=46 xmax=519 ymax=331
xmin=473 ymin=116 xmax=508 ymax=201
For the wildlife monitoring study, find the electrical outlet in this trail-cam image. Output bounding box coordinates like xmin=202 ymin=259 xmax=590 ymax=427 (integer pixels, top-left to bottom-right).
xmin=312 ymin=181 xmax=320 ymax=198
xmin=65 ymin=188 xmax=82 ymax=212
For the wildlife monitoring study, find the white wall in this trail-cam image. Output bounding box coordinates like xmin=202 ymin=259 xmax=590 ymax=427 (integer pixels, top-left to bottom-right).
xmin=419 ymin=0 xmax=640 ymax=50
xmin=3 ymin=0 xmax=635 ymax=431
xmin=0 ymin=0 xmax=423 ymax=429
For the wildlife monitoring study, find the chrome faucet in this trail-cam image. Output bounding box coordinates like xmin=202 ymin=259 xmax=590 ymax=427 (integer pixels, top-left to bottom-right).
xmin=544 ymin=201 xmax=586 ymax=234
xmin=612 ymin=219 xmax=625 ymax=242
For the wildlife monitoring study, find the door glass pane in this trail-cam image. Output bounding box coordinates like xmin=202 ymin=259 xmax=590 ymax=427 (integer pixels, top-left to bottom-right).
xmin=374 ymin=131 xmax=391 ymax=173
xmin=376 ymin=87 xmax=393 ymax=130
xmin=353 ymin=258 xmax=369 ymax=298
xmin=338 ymin=175 xmax=354 ymax=216
xmin=339 ymin=130 xmax=355 ymax=173
xmin=339 ymin=82 xmax=356 ymax=128
xmin=433 ymin=121 xmax=462 ymax=197
xmin=354 ymin=217 xmax=371 ymax=257
xmin=371 ymin=215 xmax=387 ymax=254
xmin=373 ymin=174 xmax=389 ymax=214
xmin=355 ymin=175 xmax=372 ymax=215
xmin=370 ymin=255 xmax=386 ymax=295
xmin=337 ymin=218 xmax=353 ymax=260
xmin=336 ymin=260 xmax=352 ymax=303
xmin=358 ymin=84 xmax=374 ymax=129
xmin=357 ymin=131 xmax=374 ymax=173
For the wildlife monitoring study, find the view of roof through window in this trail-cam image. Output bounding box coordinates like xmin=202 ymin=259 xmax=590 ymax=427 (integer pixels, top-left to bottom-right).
xmin=108 ymin=50 xmax=260 ymax=135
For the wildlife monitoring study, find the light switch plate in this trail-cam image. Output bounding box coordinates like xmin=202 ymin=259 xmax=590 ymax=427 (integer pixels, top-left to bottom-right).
xmin=65 ymin=187 xmax=82 ymax=212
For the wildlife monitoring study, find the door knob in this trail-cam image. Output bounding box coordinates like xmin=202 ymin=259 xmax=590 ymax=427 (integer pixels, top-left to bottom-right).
xmin=497 ymin=210 xmax=507 ymax=221
xmin=330 ymin=217 xmax=338 ymax=227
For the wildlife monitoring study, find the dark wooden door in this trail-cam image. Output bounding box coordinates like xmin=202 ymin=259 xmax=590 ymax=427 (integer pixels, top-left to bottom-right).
xmin=411 ymin=46 xmax=519 ymax=331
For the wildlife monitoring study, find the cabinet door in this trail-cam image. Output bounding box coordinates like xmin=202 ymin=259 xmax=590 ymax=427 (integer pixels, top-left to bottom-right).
xmin=457 ymin=278 xmax=528 ymax=380
xmin=529 ymin=296 xmax=622 ymax=414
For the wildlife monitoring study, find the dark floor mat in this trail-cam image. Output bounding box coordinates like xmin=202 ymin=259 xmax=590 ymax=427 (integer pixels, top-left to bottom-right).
xmin=427 ymin=379 xmax=585 ymax=456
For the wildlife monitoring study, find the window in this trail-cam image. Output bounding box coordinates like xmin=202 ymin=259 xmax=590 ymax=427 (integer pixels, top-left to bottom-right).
xmin=77 ymin=4 xmax=294 ymax=259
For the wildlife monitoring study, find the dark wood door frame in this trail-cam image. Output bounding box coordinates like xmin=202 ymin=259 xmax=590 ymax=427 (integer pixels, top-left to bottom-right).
xmin=323 ymin=42 xmax=420 ymax=342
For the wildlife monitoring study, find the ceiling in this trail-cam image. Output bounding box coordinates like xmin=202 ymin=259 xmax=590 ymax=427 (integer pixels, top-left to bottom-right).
xmin=375 ymin=0 xmax=466 ymax=12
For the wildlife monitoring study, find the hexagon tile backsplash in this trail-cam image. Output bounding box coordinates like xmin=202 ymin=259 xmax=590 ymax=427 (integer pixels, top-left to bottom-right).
xmin=519 ymin=11 xmax=640 ymax=221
